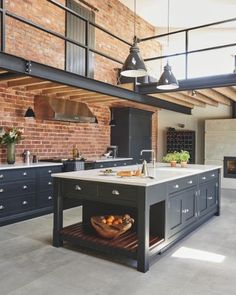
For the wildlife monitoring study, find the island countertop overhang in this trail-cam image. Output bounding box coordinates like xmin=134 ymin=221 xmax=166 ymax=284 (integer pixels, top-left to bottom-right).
xmin=52 ymin=164 xmax=222 ymax=187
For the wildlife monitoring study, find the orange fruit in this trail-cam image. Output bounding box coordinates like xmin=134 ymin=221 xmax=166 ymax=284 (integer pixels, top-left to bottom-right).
xmin=113 ymin=220 xmax=119 ymax=225
xmin=101 ymin=219 xmax=107 ymax=224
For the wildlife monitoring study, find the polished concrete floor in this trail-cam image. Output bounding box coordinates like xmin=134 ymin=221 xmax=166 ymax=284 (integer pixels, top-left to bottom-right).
xmin=0 ymin=189 xmax=236 ymax=295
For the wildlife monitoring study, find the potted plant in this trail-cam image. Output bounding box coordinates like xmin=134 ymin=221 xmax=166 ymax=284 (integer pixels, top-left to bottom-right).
xmin=0 ymin=127 xmax=24 ymax=164
xmin=179 ymin=150 xmax=190 ymax=168
xmin=162 ymin=152 xmax=178 ymax=167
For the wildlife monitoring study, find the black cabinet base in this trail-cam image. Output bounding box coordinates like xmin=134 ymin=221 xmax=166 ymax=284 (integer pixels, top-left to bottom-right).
xmin=0 ymin=207 xmax=53 ymax=226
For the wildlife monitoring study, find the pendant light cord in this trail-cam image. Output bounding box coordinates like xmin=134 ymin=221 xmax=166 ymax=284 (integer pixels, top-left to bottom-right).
xmin=167 ymin=0 xmax=170 ymax=46
xmin=134 ymin=0 xmax=136 ymax=39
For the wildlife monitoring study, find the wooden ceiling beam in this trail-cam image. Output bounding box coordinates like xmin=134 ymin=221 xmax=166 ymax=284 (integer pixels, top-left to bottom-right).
xmin=197 ymin=89 xmax=231 ymax=105
xmin=7 ymin=77 xmax=46 ymax=87
xmin=150 ymin=93 xmax=194 ymax=109
xmin=42 ymin=86 xmax=76 ymax=94
xmin=26 ymin=82 xmax=61 ymax=91
xmin=56 ymin=89 xmax=92 ymax=97
xmin=213 ymin=87 xmax=236 ymax=102
xmin=69 ymin=93 xmax=109 ymax=100
xmin=183 ymin=91 xmax=219 ymax=107
xmin=163 ymin=92 xmax=206 ymax=107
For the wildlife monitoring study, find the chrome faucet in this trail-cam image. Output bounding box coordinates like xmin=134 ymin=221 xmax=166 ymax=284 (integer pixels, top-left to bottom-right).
xmin=140 ymin=149 xmax=156 ymax=168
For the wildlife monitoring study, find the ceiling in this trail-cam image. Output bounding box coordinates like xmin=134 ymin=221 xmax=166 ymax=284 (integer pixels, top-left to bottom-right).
xmin=120 ymin=0 xmax=236 ymax=30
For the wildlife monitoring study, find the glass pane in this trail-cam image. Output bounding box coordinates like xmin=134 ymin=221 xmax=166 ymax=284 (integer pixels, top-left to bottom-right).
xmin=188 ymin=46 xmax=236 ymax=78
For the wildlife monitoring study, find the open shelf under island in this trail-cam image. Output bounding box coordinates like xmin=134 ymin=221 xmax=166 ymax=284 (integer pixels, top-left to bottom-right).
xmin=52 ymin=163 xmax=221 ymax=272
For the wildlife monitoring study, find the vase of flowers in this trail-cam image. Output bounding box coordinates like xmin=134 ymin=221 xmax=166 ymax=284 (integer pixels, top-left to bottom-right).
xmin=0 ymin=127 xmax=24 ymax=164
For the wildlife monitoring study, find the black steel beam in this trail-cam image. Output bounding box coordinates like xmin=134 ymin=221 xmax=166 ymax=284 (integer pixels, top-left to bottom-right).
xmin=0 ymin=52 xmax=191 ymax=115
xmin=138 ymin=73 xmax=236 ymax=94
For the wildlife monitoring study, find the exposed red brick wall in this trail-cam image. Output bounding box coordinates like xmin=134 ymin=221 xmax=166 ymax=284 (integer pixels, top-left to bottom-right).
xmin=0 ymin=86 xmax=110 ymax=163
xmin=0 ymin=0 xmax=159 ymax=163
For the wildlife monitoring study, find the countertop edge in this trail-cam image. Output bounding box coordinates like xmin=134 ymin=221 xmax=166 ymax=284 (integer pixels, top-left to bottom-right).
xmin=0 ymin=162 xmax=63 ymax=170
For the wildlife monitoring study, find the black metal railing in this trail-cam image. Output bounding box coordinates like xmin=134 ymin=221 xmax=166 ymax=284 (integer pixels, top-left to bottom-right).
xmin=0 ymin=0 xmax=131 ymax=77
xmin=140 ymin=17 xmax=236 ymax=79
xmin=0 ymin=0 xmax=235 ymax=80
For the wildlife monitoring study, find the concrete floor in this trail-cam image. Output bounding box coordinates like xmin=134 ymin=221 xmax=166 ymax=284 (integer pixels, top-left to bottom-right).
xmin=0 ymin=189 xmax=236 ymax=295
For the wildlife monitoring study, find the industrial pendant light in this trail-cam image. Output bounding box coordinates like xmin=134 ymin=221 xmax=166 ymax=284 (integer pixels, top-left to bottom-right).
xmin=120 ymin=0 xmax=147 ymax=78
xmin=24 ymin=107 xmax=35 ymax=118
xmin=157 ymin=0 xmax=179 ymax=90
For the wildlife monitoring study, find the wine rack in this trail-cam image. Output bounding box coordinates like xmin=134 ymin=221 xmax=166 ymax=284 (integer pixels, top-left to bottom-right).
xmin=166 ymin=129 xmax=196 ymax=164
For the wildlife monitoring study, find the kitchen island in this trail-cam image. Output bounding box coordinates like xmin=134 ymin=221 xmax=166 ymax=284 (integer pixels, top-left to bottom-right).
xmin=52 ymin=164 xmax=221 ymax=272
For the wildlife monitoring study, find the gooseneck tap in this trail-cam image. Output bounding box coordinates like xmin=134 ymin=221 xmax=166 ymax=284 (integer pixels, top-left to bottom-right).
xmin=140 ymin=149 xmax=156 ymax=168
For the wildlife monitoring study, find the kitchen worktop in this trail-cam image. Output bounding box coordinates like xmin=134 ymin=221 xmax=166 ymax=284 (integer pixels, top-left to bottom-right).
xmin=52 ymin=163 xmax=222 ymax=187
xmin=0 ymin=162 xmax=63 ymax=170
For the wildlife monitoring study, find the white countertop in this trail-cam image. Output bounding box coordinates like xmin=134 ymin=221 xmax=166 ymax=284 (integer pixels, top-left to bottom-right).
xmin=0 ymin=162 xmax=63 ymax=170
xmin=52 ymin=163 xmax=222 ymax=187
xmin=93 ymin=157 xmax=133 ymax=163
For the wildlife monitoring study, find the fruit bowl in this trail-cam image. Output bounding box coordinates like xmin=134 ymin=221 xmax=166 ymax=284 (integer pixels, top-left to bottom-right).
xmin=90 ymin=214 xmax=134 ymax=239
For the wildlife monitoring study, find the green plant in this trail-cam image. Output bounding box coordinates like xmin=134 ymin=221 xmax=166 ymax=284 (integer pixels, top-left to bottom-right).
xmin=179 ymin=150 xmax=190 ymax=163
xmin=0 ymin=127 xmax=24 ymax=144
xmin=162 ymin=152 xmax=178 ymax=163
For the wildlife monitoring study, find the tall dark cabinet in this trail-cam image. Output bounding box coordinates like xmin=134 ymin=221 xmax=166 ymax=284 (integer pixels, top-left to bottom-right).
xmin=111 ymin=108 xmax=153 ymax=164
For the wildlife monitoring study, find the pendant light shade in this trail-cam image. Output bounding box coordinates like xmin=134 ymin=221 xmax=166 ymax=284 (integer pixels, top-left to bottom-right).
xmin=24 ymin=107 xmax=35 ymax=118
xmin=157 ymin=62 xmax=179 ymax=90
xmin=157 ymin=0 xmax=179 ymax=90
xmin=121 ymin=37 xmax=147 ymax=78
xmin=120 ymin=0 xmax=147 ymax=78
xmin=109 ymin=108 xmax=117 ymax=127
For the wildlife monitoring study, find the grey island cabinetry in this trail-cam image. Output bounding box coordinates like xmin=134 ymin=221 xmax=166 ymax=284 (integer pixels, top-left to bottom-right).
xmin=52 ymin=164 xmax=221 ymax=272
xmin=0 ymin=163 xmax=62 ymax=225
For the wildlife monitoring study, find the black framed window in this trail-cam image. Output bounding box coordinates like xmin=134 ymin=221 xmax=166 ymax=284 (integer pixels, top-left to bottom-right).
xmin=66 ymin=0 xmax=95 ymax=77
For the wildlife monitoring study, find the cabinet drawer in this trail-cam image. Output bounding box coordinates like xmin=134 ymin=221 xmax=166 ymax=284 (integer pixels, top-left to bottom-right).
xmin=38 ymin=191 xmax=53 ymax=208
xmin=199 ymin=170 xmax=218 ymax=184
xmin=62 ymin=180 xmax=97 ymax=200
xmin=98 ymin=183 xmax=137 ymax=205
xmin=168 ymin=175 xmax=197 ymax=195
xmin=0 ymin=180 xmax=36 ymax=198
xmin=39 ymin=177 xmax=53 ymax=191
xmin=38 ymin=166 xmax=62 ymax=177
xmin=0 ymin=168 xmax=36 ymax=183
xmin=0 ymin=194 xmax=36 ymax=217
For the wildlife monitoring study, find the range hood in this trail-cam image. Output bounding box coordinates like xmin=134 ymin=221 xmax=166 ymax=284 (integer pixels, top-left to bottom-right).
xmin=34 ymin=96 xmax=96 ymax=123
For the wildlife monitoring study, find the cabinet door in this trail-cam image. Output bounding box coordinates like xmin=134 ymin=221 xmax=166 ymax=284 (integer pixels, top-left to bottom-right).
xmin=207 ymin=181 xmax=218 ymax=210
xmin=198 ymin=184 xmax=208 ymax=217
xmin=182 ymin=189 xmax=197 ymax=227
xmin=167 ymin=194 xmax=183 ymax=237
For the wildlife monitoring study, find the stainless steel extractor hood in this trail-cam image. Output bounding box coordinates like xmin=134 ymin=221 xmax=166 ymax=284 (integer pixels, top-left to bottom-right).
xmin=34 ymin=96 xmax=96 ymax=123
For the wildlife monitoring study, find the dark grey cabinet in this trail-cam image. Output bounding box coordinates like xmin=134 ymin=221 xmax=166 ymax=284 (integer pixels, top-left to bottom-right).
xmin=0 ymin=165 xmax=62 ymax=225
xmin=198 ymin=180 xmax=218 ymax=218
xmin=167 ymin=188 xmax=197 ymax=237
xmin=85 ymin=159 xmax=133 ymax=170
xmin=111 ymin=108 xmax=153 ymax=164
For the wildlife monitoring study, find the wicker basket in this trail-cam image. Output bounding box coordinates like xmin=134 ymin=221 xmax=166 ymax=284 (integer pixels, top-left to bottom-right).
xmin=91 ymin=214 xmax=134 ymax=239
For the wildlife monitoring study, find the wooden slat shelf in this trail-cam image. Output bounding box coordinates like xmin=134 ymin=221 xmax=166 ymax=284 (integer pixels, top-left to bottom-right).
xmin=60 ymin=222 xmax=164 ymax=256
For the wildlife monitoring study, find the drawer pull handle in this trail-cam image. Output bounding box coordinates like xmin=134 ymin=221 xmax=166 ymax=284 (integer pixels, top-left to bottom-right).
xmin=100 ymin=165 xmax=104 ymax=168
xmin=124 ymin=163 xmax=127 ymax=166
xmin=114 ymin=164 xmax=117 ymax=167
xmin=202 ymin=176 xmax=206 ymax=180
xmin=48 ymin=196 xmax=52 ymax=200
xmin=188 ymin=180 xmax=193 ymax=184
xmin=0 ymin=174 xmax=4 ymax=179
xmin=182 ymin=209 xmax=189 ymax=214
xmin=0 ymin=205 xmax=4 ymax=210
xmin=174 ymin=184 xmax=179 ymax=189
xmin=208 ymin=196 xmax=213 ymax=200
xmin=112 ymin=189 xmax=120 ymax=196
xmin=23 ymin=172 xmax=27 ymax=176
xmin=0 ymin=188 xmax=4 ymax=193
xmin=23 ymin=185 xmax=28 ymax=190
xmin=211 ymin=174 xmax=215 ymax=177
xmin=48 ymin=170 xmax=52 ymax=174
xmin=22 ymin=201 xmax=28 ymax=205
xmin=75 ymin=185 xmax=82 ymax=191
xmin=48 ymin=181 xmax=52 ymax=185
